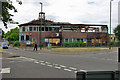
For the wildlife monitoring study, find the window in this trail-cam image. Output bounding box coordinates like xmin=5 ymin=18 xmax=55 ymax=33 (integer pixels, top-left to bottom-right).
xmin=42 ymin=27 xmax=44 ymax=31
xmin=69 ymin=38 xmax=72 ymax=42
xmin=77 ymin=38 xmax=80 ymax=41
xmin=37 ymin=27 xmax=38 ymax=31
xmin=21 ymin=36 xmax=24 ymax=41
xmin=65 ymin=38 xmax=69 ymax=42
xmin=22 ymin=27 xmax=25 ymax=31
xmin=81 ymin=39 xmax=83 ymax=42
xmin=49 ymin=27 xmax=52 ymax=31
xmin=26 ymin=35 xmax=29 ymax=40
xmin=34 ymin=27 xmax=36 ymax=31
xmin=29 ymin=27 xmax=32 ymax=31
xmin=45 ymin=27 xmax=48 ymax=31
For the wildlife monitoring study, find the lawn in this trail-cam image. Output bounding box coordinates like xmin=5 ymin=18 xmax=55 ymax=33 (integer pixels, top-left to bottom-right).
xmin=42 ymin=47 xmax=109 ymax=53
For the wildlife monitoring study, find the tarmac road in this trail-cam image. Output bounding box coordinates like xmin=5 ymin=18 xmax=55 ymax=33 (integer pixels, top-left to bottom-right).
xmin=1 ymin=47 xmax=118 ymax=78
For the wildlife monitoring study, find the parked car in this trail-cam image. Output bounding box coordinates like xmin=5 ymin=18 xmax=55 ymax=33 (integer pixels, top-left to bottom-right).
xmin=1 ymin=43 xmax=8 ymax=49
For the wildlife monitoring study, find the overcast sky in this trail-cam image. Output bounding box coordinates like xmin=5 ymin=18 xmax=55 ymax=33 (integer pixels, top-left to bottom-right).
xmin=0 ymin=0 xmax=119 ymax=33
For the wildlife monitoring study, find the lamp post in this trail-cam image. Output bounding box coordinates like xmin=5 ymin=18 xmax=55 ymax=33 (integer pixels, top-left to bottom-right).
xmin=109 ymin=0 xmax=113 ymax=49
xmin=40 ymin=2 xmax=42 ymax=50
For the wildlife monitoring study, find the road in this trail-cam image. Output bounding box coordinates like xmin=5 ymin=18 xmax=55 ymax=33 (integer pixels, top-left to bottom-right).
xmin=0 ymin=47 xmax=118 ymax=79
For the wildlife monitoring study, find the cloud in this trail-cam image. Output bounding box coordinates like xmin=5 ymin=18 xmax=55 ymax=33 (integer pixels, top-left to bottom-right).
xmin=0 ymin=0 xmax=119 ymax=34
xmin=88 ymin=1 xmax=95 ymax=5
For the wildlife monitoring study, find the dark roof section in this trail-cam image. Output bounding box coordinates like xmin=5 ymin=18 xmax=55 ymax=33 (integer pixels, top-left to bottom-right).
xmin=18 ymin=19 xmax=108 ymax=28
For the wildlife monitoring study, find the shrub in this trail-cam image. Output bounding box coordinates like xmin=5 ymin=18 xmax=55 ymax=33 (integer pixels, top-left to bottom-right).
xmin=13 ymin=41 xmax=20 ymax=47
xmin=62 ymin=40 xmax=86 ymax=47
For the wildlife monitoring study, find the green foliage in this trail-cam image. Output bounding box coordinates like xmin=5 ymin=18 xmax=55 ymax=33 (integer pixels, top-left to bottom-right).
xmin=13 ymin=41 xmax=20 ymax=47
xmin=5 ymin=27 xmax=19 ymax=42
xmin=2 ymin=30 xmax=5 ymax=38
xmin=111 ymin=41 xmax=120 ymax=47
xmin=114 ymin=25 xmax=120 ymax=41
xmin=2 ymin=1 xmax=22 ymax=28
xmin=62 ymin=40 xmax=86 ymax=47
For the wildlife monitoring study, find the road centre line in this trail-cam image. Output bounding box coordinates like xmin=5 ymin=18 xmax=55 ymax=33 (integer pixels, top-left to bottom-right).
xmin=53 ymin=64 xmax=58 ymax=66
xmin=34 ymin=61 xmax=39 ymax=64
xmin=54 ymin=66 xmax=61 ymax=69
xmin=40 ymin=63 xmax=46 ymax=65
xmin=39 ymin=61 xmax=44 ymax=63
xmin=45 ymin=62 xmax=50 ymax=64
xmin=60 ymin=65 xmax=66 ymax=68
xmin=47 ymin=65 xmax=53 ymax=67
xmin=79 ymin=69 xmax=87 ymax=72
xmin=69 ymin=67 xmax=77 ymax=70
xmin=74 ymin=71 xmax=78 ymax=73
xmin=64 ymin=68 xmax=72 ymax=72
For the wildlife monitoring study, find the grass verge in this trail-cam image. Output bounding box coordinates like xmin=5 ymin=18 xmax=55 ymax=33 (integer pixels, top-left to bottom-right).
xmin=42 ymin=47 xmax=109 ymax=53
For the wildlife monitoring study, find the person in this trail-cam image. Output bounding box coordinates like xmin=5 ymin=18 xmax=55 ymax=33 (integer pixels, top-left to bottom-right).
xmin=33 ymin=42 xmax=37 ymax=51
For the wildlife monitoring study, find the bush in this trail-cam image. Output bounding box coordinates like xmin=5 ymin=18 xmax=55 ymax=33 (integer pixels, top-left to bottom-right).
xmin=62 ymin=40 xmax=86 ymax=47
xmin=13 ymin=41 xmax=20 ymax=47
xmin=111 ymin=41 xmax=120 ymax=47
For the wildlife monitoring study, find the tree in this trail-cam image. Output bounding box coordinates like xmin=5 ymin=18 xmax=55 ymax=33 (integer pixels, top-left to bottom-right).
xmin=114 ymin=25 xmax=120 ymax=41
xmin=5 ymin=27 xmax=19 ymax=42
xmin=1 ymin=0 xmax=22 ymax=28
xmin=2 ymin=30 xmax=5 ymax=38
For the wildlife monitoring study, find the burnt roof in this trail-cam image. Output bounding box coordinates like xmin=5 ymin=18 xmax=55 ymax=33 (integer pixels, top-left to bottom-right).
xmin=18 ymin=19 xmax=107 ymax=28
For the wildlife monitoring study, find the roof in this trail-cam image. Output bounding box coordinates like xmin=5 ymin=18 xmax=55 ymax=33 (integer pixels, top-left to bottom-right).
xmin=18 ymin=19 xmax=108 ymax=28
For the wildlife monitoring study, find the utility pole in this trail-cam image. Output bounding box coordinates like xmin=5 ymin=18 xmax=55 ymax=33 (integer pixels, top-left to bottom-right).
xmin=40 ymin=2 xmax=42 ymax=50
xmin=109 ymin=0 xmax=113 ymax=49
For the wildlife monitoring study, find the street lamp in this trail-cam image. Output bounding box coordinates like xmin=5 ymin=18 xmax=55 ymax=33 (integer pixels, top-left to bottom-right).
xmin=40 ymin=2 xmax=42 ymax=50
xmin=109 ymin=0 xmax=113 ymax=49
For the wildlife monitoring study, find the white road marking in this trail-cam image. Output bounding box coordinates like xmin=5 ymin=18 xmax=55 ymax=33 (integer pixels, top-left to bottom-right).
xmin=40 ymin=63 xmax=45 ymax=65
xmin=53 ymin=64 xmax=58 ymax=66
xmin=40 ymin=61 xmax=44 ymax=63
xmin=64 ymin=68 xmax=72 ymax=72
xmin=47 ymin=65 xmax=53 ymax=67
xmin=60 ymin=65 xmax=66 ymax=68
xmin=45 ymin=62 xmax=50 ymax=64
xmin=34 ymin=61 xmax=39 ymax=64
xmin=0 ymin=68 xmax=10 ymax=73
xmin=69 ymin=67 xmax=77 ymax=70
xmin=54 ymin=66 xmax=61 ymax=69
xmin=74 ymin=71 xmax=78 ymax=73
xmin=79 ymin=69 xmax=87 ymax=72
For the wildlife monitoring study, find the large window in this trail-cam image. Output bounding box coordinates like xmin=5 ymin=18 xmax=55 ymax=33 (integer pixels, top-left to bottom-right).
xmin=45 ymin=27 xmax=48 ymax=31
xmin=77 ymin=38 xmax=80 ymax=41
xmin=37 ymin=27 xmax=38 ymax=31
xmin=21 ymin=36 xmax=24 ymax=41
xmin=29 ymin=27 xmax=32 ymax=31
xmin=34 ymin=27 xmax=36 ymax=31
xmin=22 ymin=27 xmax=25 ymax=32
xmin=49 ymin=27 xmax=52 ymax=31
xmin=65 ymin=38 xmax=69 ymax=42
xmin=42 ymin=27 xmax=44 ymax=31
xmin=26 ymin=35 xmax=29 ymax=40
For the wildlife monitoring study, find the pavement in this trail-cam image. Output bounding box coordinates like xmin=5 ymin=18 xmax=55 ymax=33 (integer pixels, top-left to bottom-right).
xmin=0 ymin=47 xmax=119 ymax=79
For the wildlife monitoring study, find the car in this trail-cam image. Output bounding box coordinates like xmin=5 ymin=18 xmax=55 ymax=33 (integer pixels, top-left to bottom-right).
xmin=1 ymin=43 xmax=8 ymax=49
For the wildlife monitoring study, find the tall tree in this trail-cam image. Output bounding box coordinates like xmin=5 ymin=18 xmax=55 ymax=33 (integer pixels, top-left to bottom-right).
xmin=2 ymin=30 xmax=5 ymax=38
xmin=5 ymin=27 xmax=19 ymax=41
xmin=114 ymin=25 xmax=120 ymax=41
xmin=1 ymin=0 xmax=22 ymax=28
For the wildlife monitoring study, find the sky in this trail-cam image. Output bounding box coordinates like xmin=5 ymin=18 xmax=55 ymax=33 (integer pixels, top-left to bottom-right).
xmin=0 ymin=0 xmax=119 ymax=34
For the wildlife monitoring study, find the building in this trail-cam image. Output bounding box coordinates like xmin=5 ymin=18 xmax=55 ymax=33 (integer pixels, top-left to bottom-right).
xmin=19 ymin=12 xmax=109 ymax=47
